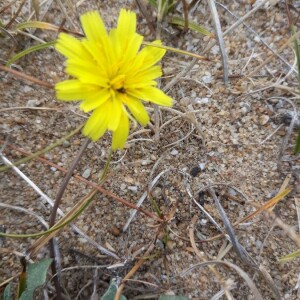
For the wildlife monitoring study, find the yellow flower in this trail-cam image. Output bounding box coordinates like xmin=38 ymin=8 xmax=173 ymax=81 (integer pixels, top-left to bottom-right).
xmin=55 ymin=9 xmax=172 ymax=149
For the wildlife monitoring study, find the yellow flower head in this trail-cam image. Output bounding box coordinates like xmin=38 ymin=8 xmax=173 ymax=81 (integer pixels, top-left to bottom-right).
xmin=55 ymin=9 xmax=172 ymax=149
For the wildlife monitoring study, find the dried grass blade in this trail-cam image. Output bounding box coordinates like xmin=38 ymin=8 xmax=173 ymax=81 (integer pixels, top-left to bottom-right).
xmin=181 ymin=260 xmax=264 ymax=300
xmin=207 ymin=0 xmax=228 ymax=84
xmin=236 ymin=187 xmax=292 ymax=225
xmin=208 ymin=188 xmax=254 ymax=265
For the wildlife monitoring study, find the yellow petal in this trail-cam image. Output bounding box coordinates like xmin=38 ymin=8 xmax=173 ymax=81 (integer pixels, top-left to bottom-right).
xmin=134 ymin=40 xmax=166 ymax=72
xmin=112 ymin=109 xmax=129 ymax=150
xmin=113 ymin=10 xmax=143 ymax=63
xmin=120 ymin=41 xmax=165 ymax=76
xmin=107 ymin=96 xmax=122 ymax=131
xmin=125 ymin=66 xmax=162 ymax=87
xmin=124 ymin=96 xmax=149 ymax=126
xmin=55 ymin=80 xmax=90 ymax=100
xmin=81 ymin=39 xmax=110 ymax=74
xmin=82 ymin=102 xmax=110 ymax=141
xmin=55 ymin=33 xmax=91 ymax=61
xmin=80 ymin=88 xmax=111 ymax=112
xmin=116 ymin=9 xmax=136 ymax=43
xmin=66 ymin=63 xmax=109 ymax=87
xmin=80 ymin=11 xmax=108 ymax=44
xmin=127 ymin=87 xmax=173 ymax=107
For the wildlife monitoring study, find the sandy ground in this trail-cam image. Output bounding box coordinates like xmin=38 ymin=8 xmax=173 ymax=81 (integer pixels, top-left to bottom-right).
xmin=1 ymin=0 xmax=300 ymax=299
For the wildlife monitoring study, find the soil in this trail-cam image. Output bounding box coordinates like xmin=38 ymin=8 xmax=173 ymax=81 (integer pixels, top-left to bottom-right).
xmin=1 ymin=0 xmax=300 ymax=299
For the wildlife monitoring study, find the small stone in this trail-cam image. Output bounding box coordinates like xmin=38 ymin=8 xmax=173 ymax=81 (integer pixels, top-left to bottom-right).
xmin=170 ymin=149 xmax=178 ymax=156
xmin=120 ymin=183 xmax=126 ymax=190
xmin=194 ymin=97 xmax=210 ymax=104
xmin=240 ymin=107 xmax=248 ymax=114
xmin=191 ymin=166 xmax=201 ymax=177
xmin=50 ymin=167 xmax=57 ymax=172
xmin=124 ymin=176 xmax=134 ymax=184
xmin=62 ymin=140 xmax=70 ymax=147
xmin=26 ymin=99 xmax=40 ymax=107
xmin=259 ymin=115 xmax=270 ymax=125
xmin=78 ymin=238 xmax=88 ymax=243
xmin=228 ymin=188 xmax=237 ymax=196
xmin=150 ymin=154 xmax=157 ymax=161
xmin=82 ymin=168 xmax=91 ymax=179
xmin=211 ymin=45 xmax=219 ymax=55
xmin=23 ymin=86 xmax=33 ymax=93
xmin=199 ymin=162 xmax=206 ymax=170
xmin=202 ymin=74 xmax=213 ymax=84
xmin=73 ymin=139 xmax=81 ymax=145
xmin=110 ymin=225 xmax=121 ymax=237
xmin=166 ymin=240 xmax=176 ymax=250
xmin=200 ymin=219 xmax=208 ymax=225
xmin=128 ymin=185 xmax=138 ymax=192
xmin=141 ymin=159 xmax=152 ymax=166
xmin=256 ymin=240 xmax=262 ymax=249
xmin=218 ymin=110 xmax=227 ymax=116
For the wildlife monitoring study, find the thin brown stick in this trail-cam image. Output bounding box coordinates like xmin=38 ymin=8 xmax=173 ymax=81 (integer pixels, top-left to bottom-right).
xmin=1 ymin=141 xmax=163 ymax=222
xmin=0 ymin=65 xmax=54 ymax=89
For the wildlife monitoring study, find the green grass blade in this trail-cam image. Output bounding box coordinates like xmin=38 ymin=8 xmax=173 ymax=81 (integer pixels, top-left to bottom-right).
xmin=169 ymin=16 xmax=214 ymax=37
xmin=6 ymin=41 xmax=55 ymax=66
xmin=278 ymin=249 xmax=300 ymax=263
xmin=15 ymin=21 xmax=59 ymax=31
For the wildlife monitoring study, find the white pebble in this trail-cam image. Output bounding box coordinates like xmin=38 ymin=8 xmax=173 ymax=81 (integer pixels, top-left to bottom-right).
xmin=82 ymin=168 xmax=91 ymax=179
xmin=170 ymin=149 xmax=179 ymax=156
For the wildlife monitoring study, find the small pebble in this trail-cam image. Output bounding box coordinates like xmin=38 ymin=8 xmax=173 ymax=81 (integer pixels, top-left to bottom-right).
xmin=191 ymin=166 xmax=201 ymax=177
xmin=23 ymin=86 xmax=33 ymax=93
xmin=170 ymin=149 xmax=179 ymax=156
xmin=110 ymin=225 xmax=121 ymax=237
xmin=82 ymin=168 xmax=91 ymax=179
xmin=128 ymin=185 xmax=138 ymax=192
xmin=199 ymin=162 xmax=206 ymax=170
xmin=166 ymin=240 xmax=176 ymax=250
xmin=141 ymin=159 xmax=152 ymax=166
xmin=194 ymin=97 xmax=210 ymax=104
xmin=62 ymin=140 xmax=70 ymax=147
xmin=26 ymin=99 xmax=40 ymax=107
xmin=202 ymin=74 xmax=213 ymax=84
xmin=259 ymin=115 xmax=269 ymax=125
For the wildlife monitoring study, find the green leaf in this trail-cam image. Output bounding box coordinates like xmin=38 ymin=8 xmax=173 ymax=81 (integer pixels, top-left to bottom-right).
xmin=6 ymin=41 xmax=55 ymax=67
xmin=278 ymin=249 xmax=300 ymax=263
xmin=159 ymin=296 xmax=189 ymax=300
xmin=101 ymin=279 xmax=127 ymax=300
xmin=15 ymin=21 xmax=59 ymax=31
xmin=169 ymin=16 xmax=214 ymax=37
xmin=2 ymin=283 xmax=12 ymax=300
xmin=19 ymin=258 xmax=52 ymax=300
